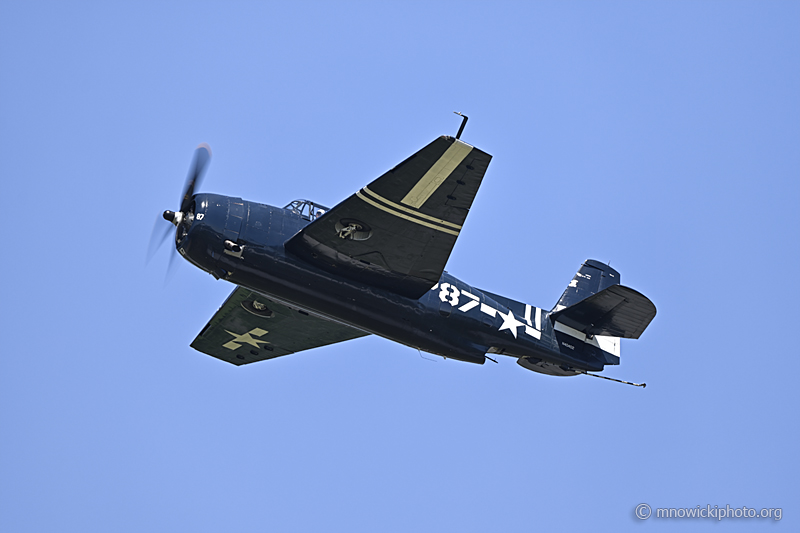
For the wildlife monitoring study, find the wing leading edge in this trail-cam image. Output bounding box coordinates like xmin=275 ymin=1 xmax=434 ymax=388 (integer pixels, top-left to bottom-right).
xmin=285 ymin=135 xmax=492 ymax=298
xmin=191 ymin=287 xmax=369 ymax=365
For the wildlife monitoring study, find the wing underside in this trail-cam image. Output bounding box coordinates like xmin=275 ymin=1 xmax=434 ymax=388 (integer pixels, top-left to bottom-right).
xmin=190 ymin=287 xmax=369 ymax=365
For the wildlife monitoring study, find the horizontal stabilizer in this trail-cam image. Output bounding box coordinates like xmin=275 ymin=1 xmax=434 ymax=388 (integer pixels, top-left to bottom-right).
xmin=550 ymin=285 xmax=656 ymax=339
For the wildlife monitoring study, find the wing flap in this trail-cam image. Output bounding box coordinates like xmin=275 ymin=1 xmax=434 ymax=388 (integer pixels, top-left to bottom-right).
xmin=550 ymin=285 xmax=656 ymax=339
xmin=190 ymin=287 xmax=369 ymax=365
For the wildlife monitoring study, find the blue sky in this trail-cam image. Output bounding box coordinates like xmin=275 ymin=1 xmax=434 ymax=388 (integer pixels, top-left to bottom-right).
xmin=1 ymin=1 xmax=798 ymax=531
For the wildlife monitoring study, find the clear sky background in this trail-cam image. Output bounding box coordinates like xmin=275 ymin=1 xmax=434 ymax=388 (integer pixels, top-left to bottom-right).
xmin=1 ymin=1 xmax=798 ymax=531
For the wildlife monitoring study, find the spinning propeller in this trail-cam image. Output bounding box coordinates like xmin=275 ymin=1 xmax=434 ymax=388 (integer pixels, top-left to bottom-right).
xmin=147 ymin=143 xmax=212 ymax=268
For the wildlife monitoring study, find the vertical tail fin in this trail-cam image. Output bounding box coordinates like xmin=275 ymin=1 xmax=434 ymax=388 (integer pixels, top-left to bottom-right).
xmin=549 ymin=260 xmax=656 ymax=367
xmin=553 ymin=259 xmax=624 ymax=363
xmin=554 ymin=259 xmax=621 ymax=311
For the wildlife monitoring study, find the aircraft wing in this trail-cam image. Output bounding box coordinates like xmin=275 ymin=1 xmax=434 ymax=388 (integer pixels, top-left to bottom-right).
xmin=190 ymin=286 xmax=369 ymax=366
xmin=284 ymin=135 xmax=492 ymax=299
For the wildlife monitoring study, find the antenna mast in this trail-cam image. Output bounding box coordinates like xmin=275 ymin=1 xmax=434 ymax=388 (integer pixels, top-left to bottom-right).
xmin=453 ymin=111 xmax=468 ymax=139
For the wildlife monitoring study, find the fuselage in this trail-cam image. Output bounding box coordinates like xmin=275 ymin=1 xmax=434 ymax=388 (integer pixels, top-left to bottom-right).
xmin=177 ymin=193 xmax=617 ymax=373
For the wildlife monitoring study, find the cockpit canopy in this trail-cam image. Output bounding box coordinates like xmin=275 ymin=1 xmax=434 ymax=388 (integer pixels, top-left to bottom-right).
xmin=283 ymin=199 xmax=331 ymax=221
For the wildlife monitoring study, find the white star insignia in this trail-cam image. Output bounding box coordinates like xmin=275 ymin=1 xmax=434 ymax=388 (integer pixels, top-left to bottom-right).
xmin=497 ymin=309 xmax=525 ymax=338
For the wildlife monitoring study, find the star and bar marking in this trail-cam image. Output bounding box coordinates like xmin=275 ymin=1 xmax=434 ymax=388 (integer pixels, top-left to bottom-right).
xmin=432 ymin=283 xmax=542 ymax=340
xmin=223 ymin=327 xmax=270 ymax=350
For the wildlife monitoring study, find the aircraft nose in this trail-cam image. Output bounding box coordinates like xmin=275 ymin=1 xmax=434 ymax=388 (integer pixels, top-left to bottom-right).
xmin=190 ymin=194 xmax=228 ymax=237
xmin=175 ymin=199 xmax=198 ymax=244
xmin=175 ymin=193 xmax=236 ymax=271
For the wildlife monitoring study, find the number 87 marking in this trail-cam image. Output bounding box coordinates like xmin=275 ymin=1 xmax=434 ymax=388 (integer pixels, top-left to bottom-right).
xmin=458 ymin=291 xmax=480 ymax=312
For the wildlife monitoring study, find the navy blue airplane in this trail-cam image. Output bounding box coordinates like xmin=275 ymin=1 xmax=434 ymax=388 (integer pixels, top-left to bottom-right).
xmin=151 ymin=121 xmax=656 ymax=386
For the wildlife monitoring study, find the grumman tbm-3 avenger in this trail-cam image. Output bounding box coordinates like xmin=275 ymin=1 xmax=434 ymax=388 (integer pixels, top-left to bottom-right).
xmin=150 ymin=116 xmax=656 ymax=387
